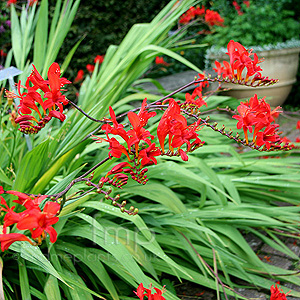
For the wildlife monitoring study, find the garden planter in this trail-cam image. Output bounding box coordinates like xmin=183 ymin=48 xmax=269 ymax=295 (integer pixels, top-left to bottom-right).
xmin=207 ymin=47 xmax=300 ymax=106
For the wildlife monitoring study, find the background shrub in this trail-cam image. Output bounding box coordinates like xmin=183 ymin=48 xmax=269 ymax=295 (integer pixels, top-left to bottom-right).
xmin=51 ymin=0 xmax=169 ymax=78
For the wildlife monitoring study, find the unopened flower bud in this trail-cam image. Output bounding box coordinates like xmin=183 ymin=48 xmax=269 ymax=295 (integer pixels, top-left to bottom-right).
xmin=107 ymin=187 xmax=112 ymax=194
xmin=7 ymin=97 xmax=14 ymax=106
xmin=121 ymin=201 xmax=126 ymax=207
xmin=98 ymin=181 xmax=104 ymax=188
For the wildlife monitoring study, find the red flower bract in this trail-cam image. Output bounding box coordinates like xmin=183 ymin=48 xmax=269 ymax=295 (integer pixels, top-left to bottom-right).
xmin=0 ymin=187 xmax=60 ymax=250
xmin=74 ymin=69 xmax=84 ymax=83
xmin=155 ymin=56 xmax=170 ymax=66
xmin=0 ymin=233 xmax=33 ymax=252
xmin=94 ymin=55 xmax=105 ymax=64
xmin=134 ymin=283 xmax=166 ymax=300
xmin=270 ymin=284 xmax=288 ymax=300
xmin=157 ymin=98 xmax=204 ymax=159
xmin=8 ymin=63 xmax=71 ymax=134
xmin=213 ymin=40 xmax=279 ymax=87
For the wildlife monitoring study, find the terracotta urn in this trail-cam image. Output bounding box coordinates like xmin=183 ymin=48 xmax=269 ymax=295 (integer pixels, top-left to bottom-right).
xmin=207 ymin=47 xmax=300 ymax=107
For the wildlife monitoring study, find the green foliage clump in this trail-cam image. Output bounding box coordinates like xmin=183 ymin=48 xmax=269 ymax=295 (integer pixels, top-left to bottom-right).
xmin=203 ymin=0 xmax=300 ymax=48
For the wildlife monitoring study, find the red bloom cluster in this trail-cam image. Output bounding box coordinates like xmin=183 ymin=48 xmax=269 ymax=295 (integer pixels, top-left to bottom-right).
xmin=28 ymin=0 xmax=38 ymax=6
xmin=214 ymin=40 xmax=277 ymax=86
xmin=0 ymin=186 xmax=60 ymax=251
xmin=270 ymin=284 xmax=288 ymax=300
xmin=0 ymin=50 xmax=7 ymax=58
xmin=214 ymin=40 xmax=262 ymax=82
xmin=7 ymin=0 xmax=17 ymax=6
xmin=155 ymin=56 xmax=170 ymax=67
xmin=74 ymin=69 xmax=85 ymax=83
xmin=96 ymin=98 xmax=160 ymax=187
xmin=6 ymin=63 xmax=71 ymax=134
xmin=232 ymin=94 xmax=289 ymax=149
xmin=232 ymin=0 xmax=250 ymax=15
xmin=205 ymin=9 xmax=224 ymax=26
xmin=179 ymin=6 xmax=205 ymax=24
xmin=179 ymin=5 xmax=224 ymax=27
xmin=294 ymin=120 xmax=300 ymax=143
xmin=94 ymin=55 xmax=105 ymax=64
xmin=134 ymin=283 xmax=166 ymax=300
xmin=232 ymin=1 xmax=243 ymax=15
xmin=75 ymin=55 xmax=105 ymax=83
xmin=86 ymin=64 xmax=95 ymax=73
xmin=182 ymin=73 xmax=208 ymax=112
xmin=157 ymin=98 xmax=204 ymax=161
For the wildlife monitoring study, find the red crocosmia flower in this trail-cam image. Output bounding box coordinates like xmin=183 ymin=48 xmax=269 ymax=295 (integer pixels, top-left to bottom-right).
xmin=100 ymin=103 xmax=158 ymax=187
xmin=49 ymin=110 xmax=66 ymax=122
xmin=232 ymin=94 xmax=284 ymax=147
xmin=243 ymin=0 xmax=250 ymax=7
xmin=7 ymin=0 xmax=17 ymax=6
xmin=157 ymin=98 xmax=184 ymax=151
xmin=280 ymin=136 xmax=291 ymax=145
xmin=9 ymin=63 xmax=70 ymax=134
xmin=74 ymin=69 xmax=84 ymax=83
xmin=205 ymin=10 xmax=224 ymax=26
xmin=213 ymin=60 xmax=233 ymax=79
xmin=134 ymin=283 xmax=166 ymax=300
xmin=232 ymin=0 xmax=243 ymax=15
xmin=179 ymin=149 xmax=189 ymax=161
xmin=226 ymin=40 xmax=263 ymax=82
xmin=138 ymin=143 xmax=161 ymax=166
xmin=155 ymin=56 xmax=170 ymax=66
xmin=94 ymin=55 xmax=105 ymax=64
xmin=28 ymin=0 xmax=38 ymax=6
xmin=107 ymin=162 xmax=132 ymax=176
xmin=4 ymin=189 xmax=46 ymax=210
xmin=27 ymin=64 xmax=49 ymax=93
xmin=270 ymin=284 xmax=288 ymax=300
xmin=17 ymin=202 xmax=60 ymax=243
xmin=102 ymin=106 xmax=131 ymax=148
xmin=127 ymin=111 xmax=154 ymax=150
xmin=97 ymin=136 xmax=130 ymax=160
xmin=134 ymin=283 xmax=145 ymax=300
xmin=137 ymin=98 xmax=156 ymax=127
xmin=179 ymin=6 xmax=205 ymax=24
xmin=157 ymin=99 xmax=203 ymax=159
xmin=0 ymin=233 xmax=33 ymax=252
xmin=1 ymin=197 xmax=20 ymax=228
xmin=86 ymin=64 xmax=95 ymax=73
xmin=296 ymin=137 xmax=300 ymax=143
xmin=0 ymin=50 xmax=7 ymax=57
xmin=0 ymin=188 xmax=60 ymax=248
xmin=296 ymin=120 xmax=300 ymax=130
xmin=233 ymin=104 xmax=254 ymax=144
xmin=255 ymin=124 xmax=280 ymax=149
xmin=194 ymin=5 xmax=205 ymax=16
xmin=44 ymin=62 xmax=71 ymax=111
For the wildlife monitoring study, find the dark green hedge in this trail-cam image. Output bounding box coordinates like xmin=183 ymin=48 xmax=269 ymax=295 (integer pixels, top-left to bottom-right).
xmin=52 ymin=0 xmax=170 ymax=77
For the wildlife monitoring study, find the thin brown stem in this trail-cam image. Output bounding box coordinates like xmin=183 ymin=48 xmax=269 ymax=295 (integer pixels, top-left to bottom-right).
xmin=179 ymin=232 xmax=249 ymax=300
